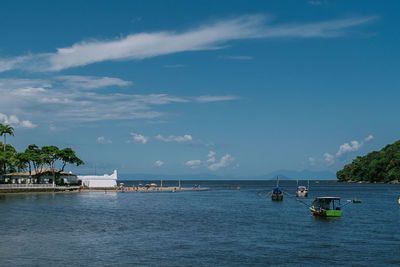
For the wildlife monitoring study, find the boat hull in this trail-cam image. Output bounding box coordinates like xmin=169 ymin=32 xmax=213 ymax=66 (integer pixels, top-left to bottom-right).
xmin=310 ymin=207 xmax=342 ymax=217
xmin=296 ymin=191 xmax=308 ymax=197
xmin=271 ymin=194 xmax=283 ymax=201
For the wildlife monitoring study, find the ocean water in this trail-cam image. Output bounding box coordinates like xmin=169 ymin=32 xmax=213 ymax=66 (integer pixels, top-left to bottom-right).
xmin=1 ymin=180 xmax=400 ymax=266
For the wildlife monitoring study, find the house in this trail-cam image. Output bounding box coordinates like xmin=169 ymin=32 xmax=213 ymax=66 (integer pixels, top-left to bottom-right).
xmin=77 ymin=170 xmax=117 ymax=188
xmin=3 ymin=167 xmax=79 ymax=185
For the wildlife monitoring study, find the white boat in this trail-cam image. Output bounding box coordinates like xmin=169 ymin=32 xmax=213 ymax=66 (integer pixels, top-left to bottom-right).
xmin=295 ymin=180 xmax=309 ymax=197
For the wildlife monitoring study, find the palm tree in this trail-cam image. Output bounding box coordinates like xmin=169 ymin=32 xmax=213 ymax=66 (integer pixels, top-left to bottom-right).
xmin=0 ymin=123 xmax=14 ymax=151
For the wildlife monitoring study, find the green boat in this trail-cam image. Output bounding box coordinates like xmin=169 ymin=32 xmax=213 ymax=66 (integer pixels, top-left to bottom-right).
xmin=310 ymin=197 xmax=342 ymax=217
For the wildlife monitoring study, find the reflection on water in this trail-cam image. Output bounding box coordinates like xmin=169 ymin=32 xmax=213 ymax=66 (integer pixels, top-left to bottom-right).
xmin=0 ymin=180 xmax=400 ymax=266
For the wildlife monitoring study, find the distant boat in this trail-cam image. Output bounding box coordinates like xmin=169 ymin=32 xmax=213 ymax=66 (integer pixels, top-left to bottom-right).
xmin=310 ymin=197 xmax=342 ymax=217
xmin=271 ymin=176 xmax=283 ymax=201
xmin=296 ymin=180 xmax=309 ymax=197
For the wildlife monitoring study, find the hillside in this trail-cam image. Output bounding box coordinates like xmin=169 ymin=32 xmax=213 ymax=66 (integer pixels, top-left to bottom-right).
xmin=336 ymin=140 xmax=400 ymax=183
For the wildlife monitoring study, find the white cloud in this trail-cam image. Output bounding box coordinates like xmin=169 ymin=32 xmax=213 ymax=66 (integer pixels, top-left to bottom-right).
xmin=185 ymin=159 xmax=202 ymax=168
xmin=207 ymin=151 xmax=216 ymax=163
xmin=0 ymin=15 xmax=377 ymax=72
xmin=208 ymin=154 xmax=234 ymax=171
xmin=0 ymin=78 xmax=238 ymax=124
xmin=0 ymin=113 xmax=37 ymax=129
xmin=336 ymin=135 xmax=373 ymax=157
xmin=336 ymin=141 xmax=362 ymax=157
xmin=154 ymin=160 xmax=164 ymax=167
xmin=364 ymin=135 xmax=374 ymax=142
xmin=310 ymin=135 xmax=375 ymax=166
xmin=155 ymin=134 xmax=193 ymax=143
xmin=129 ymin=133 xmax=148 ymax=144
xmin=56 ymin=75 xmax=132 ymax=89
xmin=97 ymin=136 xmax=112 ymax=144
xmin=323 ymin=153 xmax=335 ymax=166
xmin=308 ymin=157 xmax=316 ymax=166
xmin=194 ymin=95 xmax=239 ymax=103
xmin=185 ymin=151 xmax=235 ymax=171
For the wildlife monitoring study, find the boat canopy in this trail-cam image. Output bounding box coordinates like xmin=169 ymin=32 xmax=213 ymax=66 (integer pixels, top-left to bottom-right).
xmin=273 ymin=187 xmax=282 ymax=193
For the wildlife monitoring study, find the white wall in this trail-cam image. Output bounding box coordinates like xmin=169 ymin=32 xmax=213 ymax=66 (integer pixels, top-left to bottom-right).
xmin=78 ymin=170 xmax=117 ymax=188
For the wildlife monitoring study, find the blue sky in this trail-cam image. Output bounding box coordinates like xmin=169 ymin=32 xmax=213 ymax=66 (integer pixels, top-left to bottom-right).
xmin=0 ymin=0 xmax=399 ymax=177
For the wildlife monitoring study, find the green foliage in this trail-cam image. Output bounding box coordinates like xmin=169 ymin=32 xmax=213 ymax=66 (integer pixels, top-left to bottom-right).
xmin=0 ymin=143 xmax=18 ymax=175
xmin=337 ymin=140 xmax=400 ymax=183
xmin=0 ymin=128 xmax=84 ymax=182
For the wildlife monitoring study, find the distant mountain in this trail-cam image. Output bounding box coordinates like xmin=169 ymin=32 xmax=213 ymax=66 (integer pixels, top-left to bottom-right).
xmin=118 ymin=169 xmax=336 ymax=180
xmin=337 ymin=140 xmax=400 ymax=183
xmin=262 ymin=169 xmax=336 ymax=180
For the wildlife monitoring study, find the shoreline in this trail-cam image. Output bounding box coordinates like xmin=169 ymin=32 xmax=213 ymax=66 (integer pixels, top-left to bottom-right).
xmin=338 ymin=180 xmax=400 ymax=184
xmin=0 ymin=186 xmax=210 ymax=195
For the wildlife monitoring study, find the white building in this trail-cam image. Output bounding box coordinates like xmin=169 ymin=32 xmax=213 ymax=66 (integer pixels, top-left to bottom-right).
xmin=78 ymin=170 xmax=117 ymax=188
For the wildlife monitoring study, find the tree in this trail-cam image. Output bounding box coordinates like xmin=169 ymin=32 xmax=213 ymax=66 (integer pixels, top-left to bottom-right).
xmin=0 ymin=143 xmax=17 ymax=175
xmin=41 ymin=146 xmax=60 ymax=186
xmin=0 ymin=123 xmax=14 ymax=152
xmin=336 ymin=140 xmax=400 ymax=183
xmin=24 ymin=144 xmax=44 ymax=179
xmin=58 ymin=148 xmax=84 ymax=171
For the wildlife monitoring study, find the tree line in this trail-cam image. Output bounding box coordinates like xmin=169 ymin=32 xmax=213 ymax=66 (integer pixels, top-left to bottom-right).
xmin=0 ymin=123 xmax=84 ymax=182
xmin=337 ymin=140 xmax=400 ymax=183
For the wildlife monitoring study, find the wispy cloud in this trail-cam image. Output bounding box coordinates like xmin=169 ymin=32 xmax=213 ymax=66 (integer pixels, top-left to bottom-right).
xmin=128 ymin=133 xmax=149 ymax=144
xmin=154 ymin=160 xmax=164 ymax=167
xmin=0 ymin=15 xmax=377 ymax=72
xmin=155 ymin=134 xmax=193 ymax=143
xmin=207 ymin=153 xmax=234 ymax=171
xmin=194 ymin=95 xmax=239 ymax=103
xmin=0 ymin=78 xmax=238 ymax=125
xmin=97 ymin=136 xmax=112 ymax=144
xmin=323 ymin=153 xmax=335 ymax=166
xmin=185 ymin=159 xmax=202 ymax=168
xmin=185 ymin=151 xmax=235 ymax=171
xmin=0 ymin=113 xmax=37 ymax=129
xmin=221 ymin=55 xmax=253 ymax=60
xmin=56 ymin=75 xmax=132 ymax=89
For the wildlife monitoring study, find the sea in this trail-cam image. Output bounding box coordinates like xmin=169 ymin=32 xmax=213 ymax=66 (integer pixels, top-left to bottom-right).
xmin=1 ymin=180 xmax=400 ymax=266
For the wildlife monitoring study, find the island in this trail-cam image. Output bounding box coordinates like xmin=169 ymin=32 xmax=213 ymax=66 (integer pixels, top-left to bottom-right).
xmin=337 ymin=140 xmax=400 ymax=183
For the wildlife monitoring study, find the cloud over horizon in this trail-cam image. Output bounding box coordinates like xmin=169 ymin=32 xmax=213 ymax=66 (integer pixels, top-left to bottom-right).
xmin=310 ymin=135 xmax=374 ymax=166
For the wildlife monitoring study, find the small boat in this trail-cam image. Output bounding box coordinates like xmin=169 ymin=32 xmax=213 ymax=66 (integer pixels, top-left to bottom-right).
xmin=352 ymin=197 xmax=362 ymax=203
xmin=271 ymin=177 xmax=283 ymax=201
xmin=271 ymin=187 xmax=283 ymax=201
xmin=296 ymin=186 xmax=308 ymax=197
xmin=310 ymin=197 xmax=342 ymax=217
xmin=296 ymin=180 xmax=309 ymax=197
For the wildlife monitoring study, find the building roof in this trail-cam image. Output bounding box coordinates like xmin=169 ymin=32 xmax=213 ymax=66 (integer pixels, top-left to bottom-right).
xmin=4 ymin=167 xmax=76 ymax=177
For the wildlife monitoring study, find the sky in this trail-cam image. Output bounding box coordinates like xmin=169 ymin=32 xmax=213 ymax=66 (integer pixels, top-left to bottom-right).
xmin=0 ymin=0 xmax=399 ymax=178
